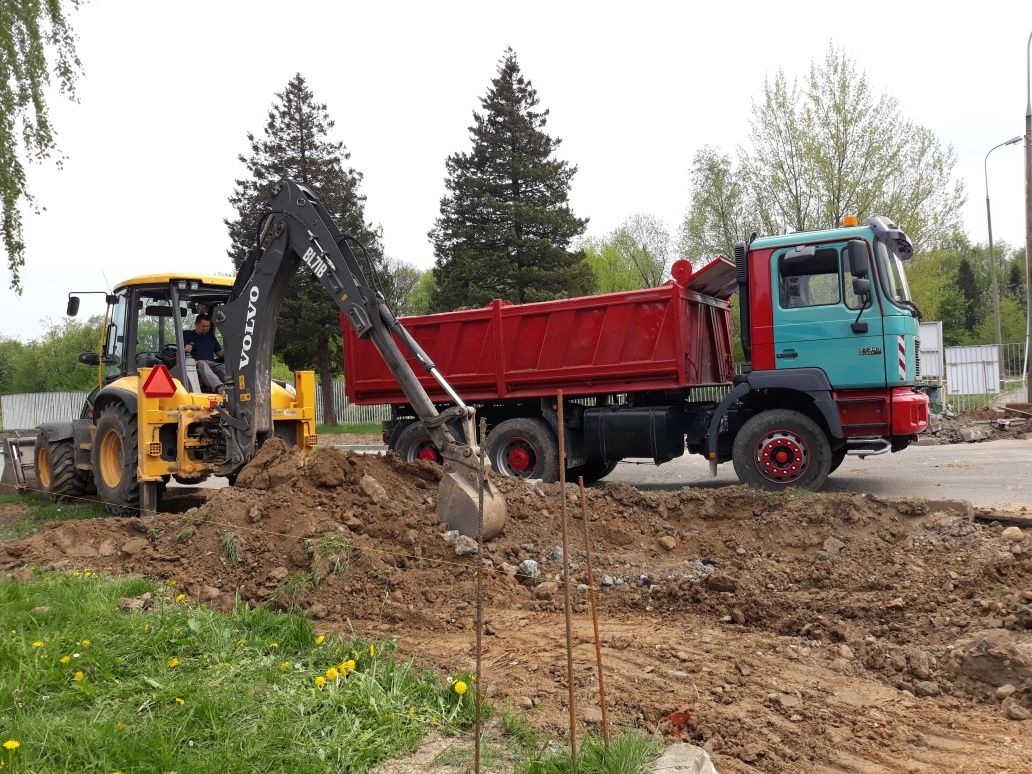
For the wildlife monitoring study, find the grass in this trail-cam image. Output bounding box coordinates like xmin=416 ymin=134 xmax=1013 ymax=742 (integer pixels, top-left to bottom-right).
xmin=0 ymin=493 xmax=107 ymax=540
xmin=219 ymin=532 xmax=242 ymax=565
xmin=316 ymin=423 xmax=381 ymax=436
xmin=0 ymin=570 xmax=478 ymax=773
xmin=520 ymin=732 xmax=664 ymax=774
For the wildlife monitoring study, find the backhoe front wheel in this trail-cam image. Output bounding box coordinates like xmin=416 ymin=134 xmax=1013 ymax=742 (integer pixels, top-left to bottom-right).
xmin=92 ymin=404 xmax=146 ymax=516
xmin=35 ymin=436 xmax=92 ymax=501
xmin=732 ymin=409 xmax=832 ymax=491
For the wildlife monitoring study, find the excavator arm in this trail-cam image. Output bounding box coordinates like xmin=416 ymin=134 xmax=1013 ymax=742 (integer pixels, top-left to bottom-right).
xmin=217 ymin=179 xmax=505 ymax=538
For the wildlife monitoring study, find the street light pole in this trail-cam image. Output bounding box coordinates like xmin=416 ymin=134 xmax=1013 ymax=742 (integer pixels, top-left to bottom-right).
xmin=985 ymin=136 xmax=1022 ymax=371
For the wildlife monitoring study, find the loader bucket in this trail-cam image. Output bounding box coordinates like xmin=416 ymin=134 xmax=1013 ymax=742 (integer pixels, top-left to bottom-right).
xmin=437 ymin=460 xmax=506 ymax=540
xmin=0 ymin=435 xmax=38 ymax=495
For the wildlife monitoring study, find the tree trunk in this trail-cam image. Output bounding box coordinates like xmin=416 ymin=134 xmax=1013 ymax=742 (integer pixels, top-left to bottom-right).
xmin=316 ymin=334 xmax=336 ymax=425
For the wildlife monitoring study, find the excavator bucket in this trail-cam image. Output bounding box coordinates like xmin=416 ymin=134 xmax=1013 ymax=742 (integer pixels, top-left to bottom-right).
xmin=437 ymin=459 xmax=506 ymax=540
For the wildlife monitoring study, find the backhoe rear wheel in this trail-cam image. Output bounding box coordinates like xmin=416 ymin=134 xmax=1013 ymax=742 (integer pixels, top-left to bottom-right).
xmin=92 ymin=403 xmax=144 ymax=516
xmin=35 ymin=436 xmax=92 ymax=501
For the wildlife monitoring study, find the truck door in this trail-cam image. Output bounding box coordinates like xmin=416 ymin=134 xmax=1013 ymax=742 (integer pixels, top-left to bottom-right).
xmin=770 ymin=243 xmax=886 ymax=388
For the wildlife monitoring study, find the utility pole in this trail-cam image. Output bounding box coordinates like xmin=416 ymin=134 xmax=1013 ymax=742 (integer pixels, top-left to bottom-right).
xmin=1026 ymin=32 xmax=1032 ymax=387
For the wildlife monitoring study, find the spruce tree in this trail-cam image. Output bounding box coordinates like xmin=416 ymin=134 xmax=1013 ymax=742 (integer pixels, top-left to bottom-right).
xmin=430 ymin=49 xmax=593 ymax=310
xmin=955 ymin=258 xmax=980 ymax=335
xmin=226 ymin=74 xmax=384 ymax=423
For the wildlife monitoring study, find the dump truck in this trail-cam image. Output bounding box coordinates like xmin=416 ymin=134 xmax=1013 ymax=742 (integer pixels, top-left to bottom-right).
xmin=5 ymin=180 xmax=505 ymax=538
xmin=343 ymin=216 xmax=930 ymax=491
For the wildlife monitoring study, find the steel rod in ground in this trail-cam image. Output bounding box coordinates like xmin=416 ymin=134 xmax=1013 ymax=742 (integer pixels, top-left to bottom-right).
xmin=579 ymin=475 xmax=610 ymax=747
xmin=474 ymin=417 xmax=487 ymax=774
xmin=556 ymin=390 xmax=578 ymax=770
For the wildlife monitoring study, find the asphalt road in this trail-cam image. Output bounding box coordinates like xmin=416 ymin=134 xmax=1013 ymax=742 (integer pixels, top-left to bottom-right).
xmin=5 ymin=439 xmax=1029 ymax=509
xmin=608 ymin=438 xmax=1032 ymax=507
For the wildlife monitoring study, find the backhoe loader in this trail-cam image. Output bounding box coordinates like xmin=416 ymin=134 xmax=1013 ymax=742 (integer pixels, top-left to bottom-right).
xmin=11 ymin=180 xmax=506 ymax=539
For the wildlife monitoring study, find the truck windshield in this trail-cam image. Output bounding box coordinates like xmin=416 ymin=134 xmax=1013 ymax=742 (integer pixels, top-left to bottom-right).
xmin=874 ymin=241 xmax=912 ymax=306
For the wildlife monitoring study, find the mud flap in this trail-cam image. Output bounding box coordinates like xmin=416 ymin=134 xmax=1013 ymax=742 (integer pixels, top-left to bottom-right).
xmin=437 ymin=458 xmax=506 ymax=540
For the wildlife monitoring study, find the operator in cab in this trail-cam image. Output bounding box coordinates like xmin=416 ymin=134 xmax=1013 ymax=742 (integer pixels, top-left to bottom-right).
xmin=183 ymin=313 xmax=226 ymax=391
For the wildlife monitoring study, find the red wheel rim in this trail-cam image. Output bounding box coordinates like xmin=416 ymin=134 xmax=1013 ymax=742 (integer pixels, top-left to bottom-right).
xmin=754 ymin=429 xmax=808 ymax=483
xmin=497 ymin=437 xmax=538 ymax=478
xmin=409 ymin=437 xmax=441 ymax=464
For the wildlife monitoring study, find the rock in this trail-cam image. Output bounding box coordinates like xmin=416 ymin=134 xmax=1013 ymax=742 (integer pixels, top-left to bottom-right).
xmin=601 ymin=575 xmax=615 ymax=587
xmin=309 ymin=603 xmax=328 ymax=619
xmin=200 ymin=585 xmax=221 ymax=601
xmin=247 ymin=506 xmax=263 ymax=524
xmin=121 ymin=538 xmax=150 ymax=555
xmin=996 ymin=684 xmax=1017 ymax=700
xmin=823 ymin=536 xmax=846 ymax=556
xmin=960 ymin=427 xmax=991 ymax=442
xmin=1001 ymin=526 xmax=1025 ymax=542
xmin=913 ymin=680 xmax=941 ymax=697
xmin=517 ymin=559 xmax=540 ymax=581
xmin=908 ymin=650 xmax=932 ymax=680
xmin=658 ymin=535 xmax=677 ymax=551
xmin=956 ymin=630 xmax=1032 ymax=687
xmin=518 ymin=696 xmax=534 ymax=709
xmin=533 ymin=581 xmax=560 ymax=600
xmin=401 ymin=529 xmax=419 ymax=546
xmin=830 ymin=658 xmax=851 ymax=672
xmin=268 ymin=566 xmax=289 ymax=582
xmin=707 ymin=573 xmax=738 ymax=593
xmin=1022 ymin=590 xmax=1032 ymax=602
xmin=649 ymin=742 xmax=718 ymax=774
xmin=499 ymin=562 xmax=518 ymax=577
xmin=359 ymin=475 xmax=388 ymax=504
xmin=838 ymin=644 xmax=855 ymax=660
xmin=453 ymin=535 xmax=479 ymax=557
xmin=97 ymin=539 xmax=117 ymax=556
xmin=1002 ymin=697 xmax=1031 ymax=721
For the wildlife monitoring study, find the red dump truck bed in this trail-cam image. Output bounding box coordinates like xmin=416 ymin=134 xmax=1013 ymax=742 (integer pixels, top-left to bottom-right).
xmin=343 ymin=257 xmax=738 ymax=405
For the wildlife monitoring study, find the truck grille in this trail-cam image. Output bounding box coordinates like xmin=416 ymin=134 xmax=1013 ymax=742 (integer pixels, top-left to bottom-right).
xmin=914 ymin=338 xmax=920 ymax=379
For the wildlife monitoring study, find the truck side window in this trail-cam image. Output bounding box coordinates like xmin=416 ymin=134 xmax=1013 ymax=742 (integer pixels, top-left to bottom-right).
xmin=778 ymin=248 xmax=841 ymax=308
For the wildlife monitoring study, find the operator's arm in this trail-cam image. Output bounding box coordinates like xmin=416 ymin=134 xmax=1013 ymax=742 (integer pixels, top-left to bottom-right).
xmin=183 ymin=330 xmax=195 ymax=356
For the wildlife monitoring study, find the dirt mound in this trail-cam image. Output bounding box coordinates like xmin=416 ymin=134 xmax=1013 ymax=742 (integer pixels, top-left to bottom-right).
xmin=3 ymin=440 xmax=1031 ymax=771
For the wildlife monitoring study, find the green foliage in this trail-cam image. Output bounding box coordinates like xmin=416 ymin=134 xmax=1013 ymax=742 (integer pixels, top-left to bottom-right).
xmin=381 ymin=257 xmax=425 ymax=316
xmin=955 ymin=258 xmax=980 ymax=332
xmin=431 ymin=49 xmax=594 ymax=310
xmin=316 ymin=422 xmax=380 ymax=435
xmin=685 ymin=46 xmax=964 ymax=254
xmin=582 ymin=214 xmax=671 ymax=292
xmin=519 ymin=730 xmax=663 ymax=774
xmin=1 ymin=1 xmax=83 ymax=292
xmin=405 ymin=270 xmax=437 ymax=316
xmin=225 ymin=74 xmax=383 ymax=421
xmin=0 ymin=316 xmax=103 ymax=394
xmin=0 ymin=571 xmax=476 ymax=773
xmin=582 ymin=239 xmax=643 ymax=293
xmin=270 ymin=354 xmax=293 ymax=383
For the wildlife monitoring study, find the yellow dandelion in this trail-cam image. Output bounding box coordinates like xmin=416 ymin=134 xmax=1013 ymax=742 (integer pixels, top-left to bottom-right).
xmin=72 ymin=671 xmax=85 ymax=682
xmin=279 ymin=661 xmax=291 ymax=671
xmin=59 ymin=655 xmax=71 ymax=665
xmin=115 ymin=722 xmax=126 ymax=731
xmin=454 ymin=680 xmax=468 ymax=695
xmin=268 ymin=642 xmax=279 ymax=649
xmin=83 ymin=569 xmax=92 ymax=577
xmin=175 ymin=697 xmax=185 ymax=705
xmin=369 ymin=644 xmax=376 ymax=658
xmin=314 ymin=676 xmax=326 ymax=688
xmin=175 ymin=594 xmax=186 ymax=604
xmin=143 ymin=624 xmax=151 ymax=633
xmin=325 ymin=667 xmax=339 ymax=681
xmin=31 ymin=641 xmax=43 ymax=648
xmin=72 ymin=571 xmax=81 ymax=577
xmin=166 ymin=579 xmax=177 ymax=587
xmin=168 ymin=657 xmax=180 ymax=668
xmin=408 ymin=706 xmax=415 ymax=718
xmin=235 ymin=639 xmax=245 ymax=647
xmin=345 ymin=659 xmax=356 ymax=672
xmin=79 ymin=640 xmax=91 ymax=647
xmin=315 ymin=634 xmax=325 ymax=645
xmin=2 ymin=740 xmax=19 ymax=750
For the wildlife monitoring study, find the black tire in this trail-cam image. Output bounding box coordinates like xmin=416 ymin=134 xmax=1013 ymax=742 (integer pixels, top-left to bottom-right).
xmin=92 ymin=403 xmax=142 ymax=515
xmin=34 ymin=436 xmax=91 ymax=501
xmin=567 ymin=458 xmax=618 ymax=486
xmin=829 ymin=447 xmax=847 ymax=474
xmin=732 ymin=409 xmax=832 ymax=491
xmin=486 ymin=417 xmax=559 ymax=482
xmin=393 ymin=421 xmax=443 ymax=464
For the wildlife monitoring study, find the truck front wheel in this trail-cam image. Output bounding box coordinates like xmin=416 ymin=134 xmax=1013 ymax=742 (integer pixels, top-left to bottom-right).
xmin=486 ymin=418 xmax=559 ymax=482
xmin=732 ymin=409 xmax=831 ymax=491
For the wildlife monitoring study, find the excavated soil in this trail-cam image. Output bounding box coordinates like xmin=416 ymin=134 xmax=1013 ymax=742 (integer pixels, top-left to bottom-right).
xmin=3 ymin=439 xmax=1031 ymax=772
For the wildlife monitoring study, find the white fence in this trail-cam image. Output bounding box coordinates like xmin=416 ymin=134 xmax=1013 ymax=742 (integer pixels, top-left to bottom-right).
xmin=0 ymin=382 xmax=390 ymax=431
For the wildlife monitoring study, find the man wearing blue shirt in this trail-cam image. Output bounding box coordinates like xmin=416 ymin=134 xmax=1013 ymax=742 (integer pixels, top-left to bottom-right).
xmin=183 ymin=313 xmax=226 ymax=390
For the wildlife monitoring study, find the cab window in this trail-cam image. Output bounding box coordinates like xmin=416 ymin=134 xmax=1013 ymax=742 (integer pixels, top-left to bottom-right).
xmin=778 ymin=248 xmax=841 ymax=308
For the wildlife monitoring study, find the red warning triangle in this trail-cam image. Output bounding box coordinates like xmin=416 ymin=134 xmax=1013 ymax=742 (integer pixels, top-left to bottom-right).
xmin=142 ymin=364 xmax=177 ymax=398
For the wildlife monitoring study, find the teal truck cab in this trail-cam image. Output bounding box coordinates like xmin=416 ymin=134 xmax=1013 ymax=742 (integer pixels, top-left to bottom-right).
xmin=717 ymin=215 xmax=929 ymax=487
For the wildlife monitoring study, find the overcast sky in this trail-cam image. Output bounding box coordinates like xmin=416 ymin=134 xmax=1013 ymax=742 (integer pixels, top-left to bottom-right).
xmin=2 ymin=0 xmax=1030 ymax=341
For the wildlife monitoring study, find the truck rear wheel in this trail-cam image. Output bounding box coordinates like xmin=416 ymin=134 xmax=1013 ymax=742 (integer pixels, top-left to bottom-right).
xmin=92 ymin=403 xmax=144 ymax=516
xmin=35 ymin=436 xmax=92 ymax=501
xmin=392 ymin=421 xmax=442 ymax=464
xmin=732 ymin=409 xmax=831 ymax=491
xmin=486 ymin=418 xmax=559 ymax=482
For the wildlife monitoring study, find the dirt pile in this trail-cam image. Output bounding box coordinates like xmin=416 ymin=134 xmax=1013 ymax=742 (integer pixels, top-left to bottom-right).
xmin=922 ymin=406 xmax=1029 ymax=444
xmin=3 ymin=440 xmax=1031 ymax=771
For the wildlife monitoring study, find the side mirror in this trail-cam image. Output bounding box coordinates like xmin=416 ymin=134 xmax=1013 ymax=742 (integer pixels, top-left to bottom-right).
xmin=66 ymin=296 xmax=81 ymax=316
xmin=852 ymin=278 xmax=871 ymax=297
xmin=847 ymin=240 xmax=869 ymax=277
xmin=78 ymin=352 xmax=100 ymax=366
